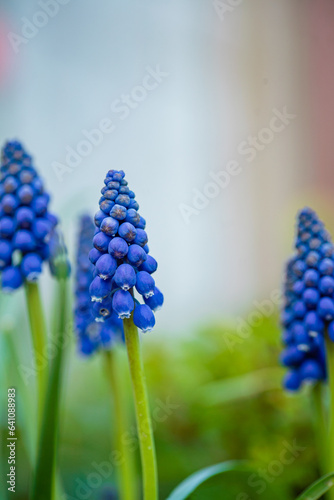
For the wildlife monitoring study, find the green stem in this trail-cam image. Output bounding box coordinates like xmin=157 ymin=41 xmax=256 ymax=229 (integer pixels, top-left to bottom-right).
xmin=327 ymin=338 xmax=334 ymax=498
xmin=123 ymin=316 xmax=158 ymax=500
xmin=104 ymin=349 xmax=138 ymax=500
xmin=31 ymin=278 xmax=68 ymax=500
xmin=25 ymin=282 xmax=48 ymax=427
xmin=311 ymin=383 xmax=327 ymax=476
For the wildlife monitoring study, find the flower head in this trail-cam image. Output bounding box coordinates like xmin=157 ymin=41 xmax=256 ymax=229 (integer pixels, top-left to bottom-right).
xmin=0 ymin=140 xmax=58 ymax=290
xmin=281 ymin=207 xmax=332 ymax=391
xmin=89 ymin=170 xmax=163 ymax=332
xmin=74 ymin=215 xmax=123 ymax=355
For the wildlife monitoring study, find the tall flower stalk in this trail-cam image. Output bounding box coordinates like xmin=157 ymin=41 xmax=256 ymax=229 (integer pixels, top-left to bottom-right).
xmin=75 ymin=215 xmax=138 ymax=500
xmin=280 ymin=207 xmax=334 ymax=495
xmin=88 ymin=170 xmax=164 ymax=500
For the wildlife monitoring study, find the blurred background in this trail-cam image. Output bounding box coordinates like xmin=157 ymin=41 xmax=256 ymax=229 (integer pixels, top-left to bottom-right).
xmin=1 ymin=0 xmax=334 ymax=499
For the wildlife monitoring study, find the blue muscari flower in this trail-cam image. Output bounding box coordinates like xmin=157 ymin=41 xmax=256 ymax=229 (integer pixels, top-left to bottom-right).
xmin=0 ymin=140 xmax=59 ymax=290
xmin=281 ymin=207 xmax=333 ymax=391
xmin=74 ymin=215 xmax=123 ymax=355
xmin=89 ymin=170 xmax=164 ymax=332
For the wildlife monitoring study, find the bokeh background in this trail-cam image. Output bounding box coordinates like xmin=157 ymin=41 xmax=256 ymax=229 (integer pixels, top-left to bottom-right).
xmin=1 ymin=1 xmax=334 ymax=499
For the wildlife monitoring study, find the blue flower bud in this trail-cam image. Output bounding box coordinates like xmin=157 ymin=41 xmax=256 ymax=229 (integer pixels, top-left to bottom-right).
xmin=118 ymin=222 xmax=137 ymax=242
xmin=129 ymin=199 xmax=139 ymax=210
xmin=144 ymin=287 xmax=164 ymax=311
xmin=319 ymin=276 xmax=334 ymax=295
xmin=4 ymin=176 xmax=19 ymax=193
xmin=318 ymin=297 xmax=334 ymax=321
xmin=12 ymin=230 xmax=36 ymax=251
xmin=133 ymin=229 xmax=148 ymax=247
xmin=0 ymin=217 xmax=16 ymax=238
xmin=127 ymin=244 xmax=147 ymax=267
xmin=115 ymin=194 xmax=130 ymax=207
xmin=21 ymin=253 xmax=42 ymax=281
xmin=32 ymin=218 xmax=51 ymax=241
xmin=93 ymin=231 xmax=112 ymax=252
xmin=95 ymin=254 xmax=117 ymax=280
xmin=302 ymin=288 xmax=319 ymax=308
xmin=283 ymin=370 xmax=302 ymax=391
xmin=2 ymin=194 xmax=19 ymax=214
xmin=114 ymin=263 xmax=136 ymax=291
xmin=305 ymin=251 xmax=320 ymax=267
xmin=110 ymin=204 xmax=127 ymax=221
xmin=133 ymin=304 xmax=155 ymax=332
xmin=100 ymin=199 xmax=115 ymax=214
xmin=94 ymin=210 xmax=105 ymax=227
xmin=108 ymin=237 xmax=128 ymax=259
xmin=89 ymin=276 xmax=113 ymax=302
xmin=101 ymin=217 xmax=119 ymax=237
xmin=104 ymin=189 xmax=118 ymax=201
xmin=300 ymin=360 xmax=323 ymax=381
xmin=16 ymin=207 xmax=34 ymax=228
xmin=304 ymin=269 xmax=320 ymax=287
xmin=89 ymin=247 xmax=103 ymax=265
xmin=139 ymin=255 xmax=158 ymax=274
xmin=135 ymin=271 xmax=155 ymax=298
xmin=17 ymin=185 xmax=34 ymax=205
xmin=112 ymin=289 xmax=134 ymax=319
xmin=125 ymin=208 xmax=140 ymax=226
xmin=0 ymin=240 xmax=12 ymax=268
xmin=2 ymin=266 xmax=23 ymax=291
xmin=319 ymin=258 xmax=334 ymax=275
xmin=280 ymin=346 xmax=305 ymax=367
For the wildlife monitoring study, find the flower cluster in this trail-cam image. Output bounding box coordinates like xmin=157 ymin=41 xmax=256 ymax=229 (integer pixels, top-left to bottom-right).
xmin=281 ymin=207 xmax=333 ymax=391
xmin=75 ymin=215 xmax=123 ymax=355
xmin=89 ymin=170 xmax=164 ymax=332
xmin=0 ymin=140 xmax=58 ymax=291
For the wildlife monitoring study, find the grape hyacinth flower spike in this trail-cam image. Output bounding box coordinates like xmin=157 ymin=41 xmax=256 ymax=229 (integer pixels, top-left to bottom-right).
xmin=280 ymin=207 xmax=334 ymax=492
xmin=75 ymin=215 xmax=136 ymax=500
xmin=0 ymin=140 xmax=60 ymax=415
xmin=89 ymin=170 xmax=164 ymax=500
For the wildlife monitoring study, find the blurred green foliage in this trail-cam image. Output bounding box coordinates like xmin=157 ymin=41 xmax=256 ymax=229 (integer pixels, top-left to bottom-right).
xmin=0 ymin=292 xmax=321 ymax=499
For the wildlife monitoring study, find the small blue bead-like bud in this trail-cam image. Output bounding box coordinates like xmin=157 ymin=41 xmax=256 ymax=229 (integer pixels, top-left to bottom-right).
xmin=133 ymin=229 xmax=148 ymax=247
xmin=139 ymin=255 xmax=158 ymax=274
xmin=304 ymin=269 xmax=320 ymax=287
xmin=2 ymin=194 xmax=19 ymax=214
xmin=283 ymin=370 xmax=302 ymax=391
xmin=300 ymin=360 xmax=323 ymax=381
xmin=135 ymin=271 xmax=155 ymax=298
xmin=89 ymin=276 xmax=113 ymax=302
xmin=89 ymin=248 xmax=103 ymax=265
xmin=0 ymin=217 xmax=16 ymax=238
xmin=2 ymin=266 xmax=23 ymax=291
xmin=127 ymin=244 xmax=147 ymax=267
xmin=108 ymin=237 xmax=128 ymax=259
xmin=101 ymin=217 xmax=119 ymax=237
xmin=115 ymin=194 xmax=130 ymax=207
xmin=21 ymin=253 xmax=42 ymax=281
xmin=0 ymin=240 xmax=12 ymax=268
xmin=125 ymin=208 xmax=140 ymax=226
xmin=318 ymin=297 xmax=334 ymax=321
xmin=100 ymin=199 xmax=115 ymax=214
xmin=104 ymin=189 xmax=118 ymax=201
xmin=118 ymin=222 xmax=137 ymax=242
xmin=144 ymin=287 xmax=164 ymax=311
xmin=95 ymin=254 xmax=117 ymax=280
xmin=17 ymin=185 xmax=34 ymax=205
xmin=93 ymin=231 xmax=112 ymax=252
xmin=12 ymin=230 xmax=36 ymax=251
xmin=280 ymin=346 xmax=305 ymax=367
xmin=319 ymin=276 xmax=334 ymax=295
xmin=137 ymin=216 xmax=146 ymax=229
xmin=112 ymin=289 xmax=134 ymax=319
xmin=110 ymin=204 xmax=127 ymax=221
xmin=304 ymin=311 xmax=324 ymax=332
xmin=16 ymin=204 xmax=34 ymax=226
xmin=292 ymin=300 xmax=306 ymax=319
xmin=302 ymin=288 xmax=320 ymax=308
xmin=133 ymin=304 xmax=155 ymax=332
xmin=94 ymin=210 xmax=105 ymax=227
xmin=114 ymin=263 xmax=136 ymax=291
xmin=319 ymin=258 xmax=334 ymax=275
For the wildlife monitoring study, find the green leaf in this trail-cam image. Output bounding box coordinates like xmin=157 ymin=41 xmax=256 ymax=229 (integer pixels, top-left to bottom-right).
xmin=165 ymin=460 xmax=253 ymax=500
xmin=295 ymin=473 xmax=334 ymax=500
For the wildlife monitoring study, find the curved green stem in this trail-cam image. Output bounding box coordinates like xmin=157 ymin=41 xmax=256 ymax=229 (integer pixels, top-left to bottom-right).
xmin=25 ymin=282 xmax=48 ymax=427
xmin=123 ymin=316 xmax=158 ymax=500
xmin=326 ymin=338 xmax=334 ymax=500
xmin=104 ymin=349 xmax=138 ymax=500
